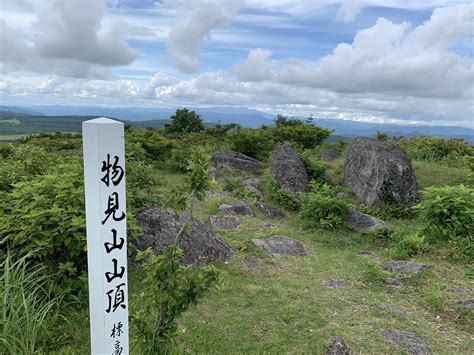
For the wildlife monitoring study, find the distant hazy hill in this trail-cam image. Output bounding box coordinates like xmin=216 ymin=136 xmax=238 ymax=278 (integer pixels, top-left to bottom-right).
xmin=1 ymin=105 xmax=472 ymax=144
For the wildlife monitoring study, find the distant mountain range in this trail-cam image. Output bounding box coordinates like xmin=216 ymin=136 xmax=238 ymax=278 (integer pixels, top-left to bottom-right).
xmin=1 ymin=105 xmax=473 ymax=144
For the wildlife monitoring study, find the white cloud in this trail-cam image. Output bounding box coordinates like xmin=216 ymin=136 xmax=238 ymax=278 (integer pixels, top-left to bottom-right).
xmin=166 ymin=0 xmax=244 ymax=73
xmin=0 ymin=0 xmax=140 ymax=78
xmin=231 ymin=48 xmax=274 ymax=82
xmin=277 ymin=5 xmax=474 ymax=99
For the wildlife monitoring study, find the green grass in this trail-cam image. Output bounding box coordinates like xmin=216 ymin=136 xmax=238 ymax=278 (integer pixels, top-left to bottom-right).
xmin=413 ymin=160 xmax=474 ymax=188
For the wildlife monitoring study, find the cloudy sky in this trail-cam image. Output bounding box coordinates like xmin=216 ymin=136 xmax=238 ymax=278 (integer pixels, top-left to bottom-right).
xmin=0 ymin=0 xmax=473 ymax=127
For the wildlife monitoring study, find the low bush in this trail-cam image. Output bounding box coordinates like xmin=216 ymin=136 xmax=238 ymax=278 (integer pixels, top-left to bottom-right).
xmin=413 ymin=185 xmax=473 ymax=260
xmin=390 ymin=232 xmax=427 ymax=259
xmin=300 ymin=183 xmax=349 ymax=229
xmin=398 ymin=136 xmax=473 ymax=167
xmin=132 ymin=246 xmax=220 ymax=353
xmin=272 ymin=115 xmax=331 ymax=149
xmin=230 ymin=128 xmax=274 ymax=160
xmin=301 ymin=150 xmax=326 ymax=183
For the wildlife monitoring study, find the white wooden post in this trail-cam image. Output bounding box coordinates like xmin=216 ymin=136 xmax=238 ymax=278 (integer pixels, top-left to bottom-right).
xmin=83 ymin=118 xmax=129 ymax=355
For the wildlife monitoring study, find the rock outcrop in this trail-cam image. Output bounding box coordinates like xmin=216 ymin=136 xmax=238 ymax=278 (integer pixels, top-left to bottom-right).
xmin=326 ymin=337 xmax=352 ymax=355
xmin=319 ymin=148 xmax=341 ymax=162
xmin=136 ymin=207 xmax=234 ymax=266
xmin=212 ymin=151 xmax=264 ymax=172
xmin=252 ymin=235 xmax=306 ymax=258
xmin=346 ymin=205 xmax=392 ymax=231
xmin=256 ymin=202 xmax=286 ymax=219
xmin=384 ymin=329 xmax=431 ymax=354
xmin=383 ymin=260 xmax=433 ymax=276
xmin=210 ymin=215 xmax=240 ymax=230
xmin=269 ymin=143 xmax=310 ymax=195
xmin=219 ymin=203 xmax=255 ymax=217
xmin=342 ymin=138 xmax=420 ymax=207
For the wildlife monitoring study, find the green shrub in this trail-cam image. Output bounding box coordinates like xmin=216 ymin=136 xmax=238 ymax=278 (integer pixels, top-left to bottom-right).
xmin=413 ymin=185 xmax=473 ymax=261
xmin=132 ymin=246 xmax=220 ymax=353
xmin=273 ymin=125 xmax=330 ymax=150
xmin=414 ymin=185 xmax=474 ymax=240
xmin=0 ymin=166 xmax=88 ymax=294
xmin=230 ymin=128 xmax=274 ymax=160
xmin=0 ymin=144 xmax=60 ymax=191
xmin=398 ymin=136 xmax=473 ymax=167
xmin=390 ymin=232 xmax=427 ymax=259
xmin=164 ymin=108 xmax=204 ymax=134
xmin=126 ymin=129 xmax=175 ymax=163
xmin=300 ymin=183 xmax=349 ymax=229
xmin=222 ymin=178 xmax=259 ymax=202
xmin=301 ymin=150 xmax=326 ymax=183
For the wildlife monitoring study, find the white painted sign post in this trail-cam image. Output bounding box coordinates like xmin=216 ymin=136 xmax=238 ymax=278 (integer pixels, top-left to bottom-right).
xmin=83 ymin=118 xmax=129 ymax=355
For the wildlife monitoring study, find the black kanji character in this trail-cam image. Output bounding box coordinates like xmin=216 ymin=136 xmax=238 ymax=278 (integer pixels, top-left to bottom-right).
xmin=105 ymin=258 xmax=125 ymax=283
xmin=111 ymin=322 xmax=124 ymax=338
xmin=105 ymin=283 xmax=126 ymax=313
xmin=101 ymin=154 xmax=124 ymax=187
xmin=104 ymin=229 xmax=124 ymax=254
xmin=102 ymin=192 xmax=125 ymax=225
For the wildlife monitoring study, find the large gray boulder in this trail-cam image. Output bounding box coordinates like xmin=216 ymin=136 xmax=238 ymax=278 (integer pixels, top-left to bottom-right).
xmin=269 ymin=143 xmax=310 ymax=195
xmin=342 ymin=138 xmax=420 ymax=207
xmin=136 ymin=207 xmax=234 ymax=266
xmin=212 ymin=151 xmax=264 ymax=172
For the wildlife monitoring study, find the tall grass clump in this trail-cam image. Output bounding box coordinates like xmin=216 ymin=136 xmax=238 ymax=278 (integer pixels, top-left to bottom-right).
xmin=1 ymin=253 xmax=61 ymax=354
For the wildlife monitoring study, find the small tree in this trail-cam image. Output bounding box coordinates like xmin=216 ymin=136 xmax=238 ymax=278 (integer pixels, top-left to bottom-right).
xmin=132 ymin=148 xmax=220 ymax=353
xmin=165 ymin=108 xmax=204 ymax=134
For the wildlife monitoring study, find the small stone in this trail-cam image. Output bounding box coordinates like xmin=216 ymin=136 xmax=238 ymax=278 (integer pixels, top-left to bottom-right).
xmin=256 ymin=202 xmax=286 ymax=219
xmin=383 ymin=260 xmax=433 ymax=276
xmin=210 ymin=215 xmax=240 ymax=230
xmin=219 ymin=203 xmax=255 ymax=217
xmin=357 ymin=251 xmax=375 ymax=257
xmin=384 ymin=278 xmax=403 ymax=286
xmin=384 ymin=329 xmax=431 ymax=354
xmin=242 ymin=257 xmax=263 ymax=269
xmin=252 ymin=235 xmax=306 ymax=259
xmin=325 ymin=337 xmax=351 ymax=355
xmin=377 ymin=303 xmax=406 ymax=318
xmin=448 ymin=286 xmax=470 ymax=294
xmin=323 ymin=279 xmax=348 ymax=289
xmin=453 ymin=299 xmax=474 ymax=312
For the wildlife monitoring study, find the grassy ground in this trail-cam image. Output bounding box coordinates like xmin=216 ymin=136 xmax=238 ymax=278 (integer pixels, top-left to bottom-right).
xmin=38 ymin=153 xmax=474 ymax=353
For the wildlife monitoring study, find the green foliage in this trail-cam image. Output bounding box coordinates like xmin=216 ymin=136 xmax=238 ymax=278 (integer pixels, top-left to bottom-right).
xmin=205 ymin=122 xmax=240 ymax=138
xmin=0 ymin=164 xmax=88 ymax=294
xmin=361 ymin=205 xmax=413 ymax=220
xmin=165 ymin=108 xmax=205 ymax=134
xmin=263 ymin=171 xmax=301 ymax=211
xmin=126 ymin=129 xmax=175 ymax=164
xmin=390 ymin=232 xmax=427 ymax=259
xmin=375 ymin=131 xmax=390 ymax=141
xmin=166 ymin=147 xmax=194 ymax=172
xmin=301 ymin=150 xmax=326 ymax=183
xmin=230 ymin=127 xmax=274 ymax=160
xmin=300 ymin=183 xmax=349 ymax=229
xmin=273 ymin=124 xmax=330 ymax=150
xmin=398 ymin=136 xmax=473 ymax=167
xmin=361 ymin=261 xmax=387 ymax=287
xmin=0 ymin=144 xmax=60 ymax=191
xmin=0 ymin=253 xmax=61 ymax=354
xmin=132 ymin=246 xmax=220 ymax=353
xmin=223 ymin=178 xmax=258 ymax=202
xmin=414 ymin=185 xmax=474 ymax=241
xmin=409 ymin=185 xmax=474 ymax=261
